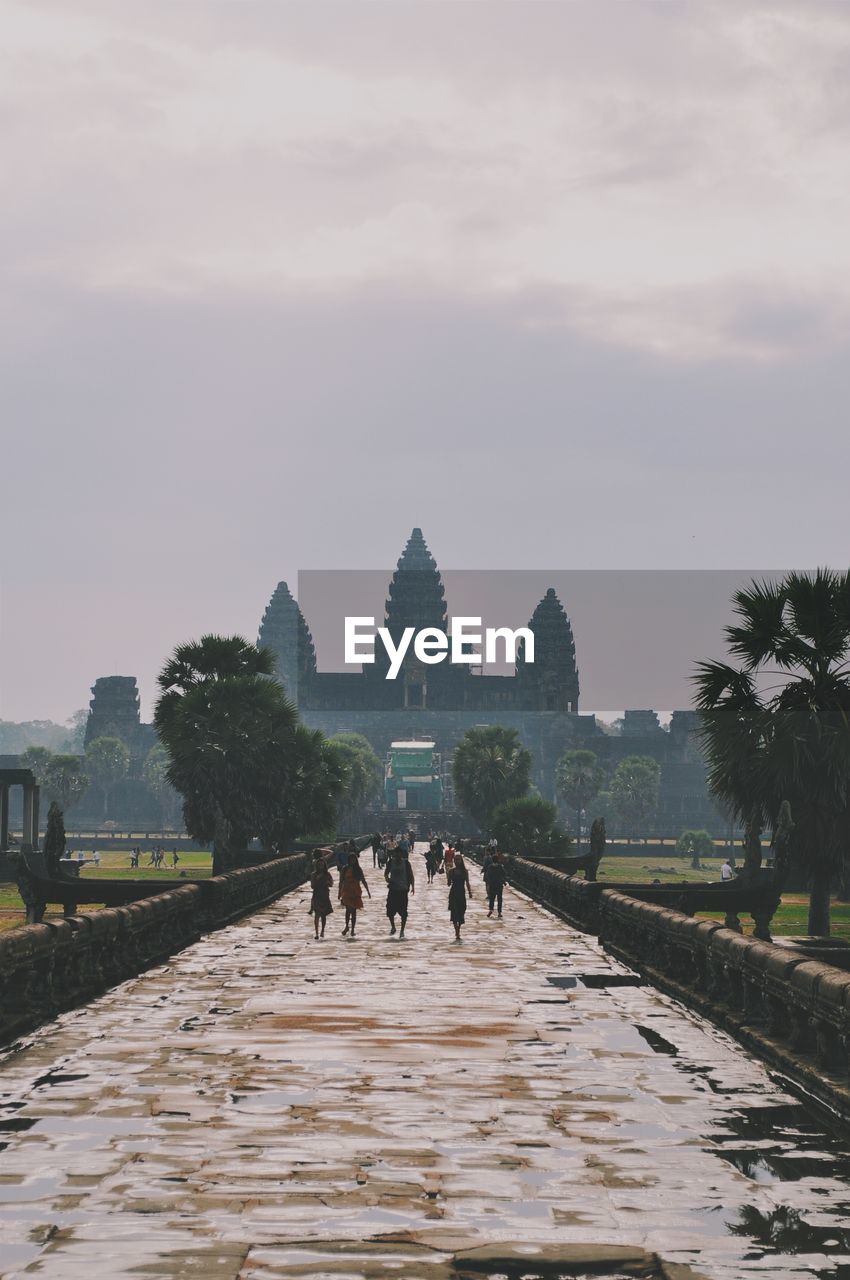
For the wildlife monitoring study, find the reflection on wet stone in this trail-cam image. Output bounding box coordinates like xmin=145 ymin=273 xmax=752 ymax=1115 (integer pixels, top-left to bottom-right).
xmin=0 ymin=867 xmax=849 ymax=1278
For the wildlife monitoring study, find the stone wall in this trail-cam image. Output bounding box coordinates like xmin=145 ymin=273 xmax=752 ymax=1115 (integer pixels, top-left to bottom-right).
xmin=505 ymin=855 xmax=850 ymax=1127
xmin=0 ymin=853 xmax=308 ymax=1048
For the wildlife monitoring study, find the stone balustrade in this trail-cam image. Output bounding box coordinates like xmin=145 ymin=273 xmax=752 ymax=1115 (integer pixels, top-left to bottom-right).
xmin=503 ymin=854 xmax=850 ymax=1125
xmin=0 ymin=853 xmax=308 ymax=1048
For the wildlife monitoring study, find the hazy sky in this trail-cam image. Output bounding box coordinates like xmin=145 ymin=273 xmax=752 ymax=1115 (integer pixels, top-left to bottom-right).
xmin=3 ymin=1 xmax=850 ymax=722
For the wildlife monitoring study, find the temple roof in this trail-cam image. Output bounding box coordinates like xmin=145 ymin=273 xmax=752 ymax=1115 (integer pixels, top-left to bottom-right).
xmin=384 ymin=528 xmax=447 ymax=634
xmin=516 ymin=587 xmax=580 ymax=707
xmin=258 ymin=581 xmax=317 ymax=700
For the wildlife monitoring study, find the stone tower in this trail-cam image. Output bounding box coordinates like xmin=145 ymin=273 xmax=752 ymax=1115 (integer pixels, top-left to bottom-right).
xmin=384 ymin=528 xmax=448 ymax=634
xmin=257 ymin=581 xmax=317 ymax=705
xmin=516 ymin=588 xmax=580 ymax=713
xmin=84 ymin=676 xmax=145 ymax=763
xmin=370 ymin=528 xmax=449 ymax=695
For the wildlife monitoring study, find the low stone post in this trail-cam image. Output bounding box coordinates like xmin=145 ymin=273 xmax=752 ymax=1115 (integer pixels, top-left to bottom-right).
xmin=0 ymin=784 xmax=8 ymax=853
xmin=21 ymin=784 xmax=35 ymax=853
xmin=32 ymin=785 xmax=40 ymax=852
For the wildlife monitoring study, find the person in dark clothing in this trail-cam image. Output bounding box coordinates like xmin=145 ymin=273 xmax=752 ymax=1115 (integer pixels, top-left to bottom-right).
xmin=447 ymin=853 xmax=472 ymax=942
xmin=485 ymin=856 xmax=506 ymax=918
xmin=385 ymin=846 xmax=415 ymax=938
xmin=425 ymin=842 xmax=440 ymax=884
xmin=371 ymin=832 xmax=382 ymax=867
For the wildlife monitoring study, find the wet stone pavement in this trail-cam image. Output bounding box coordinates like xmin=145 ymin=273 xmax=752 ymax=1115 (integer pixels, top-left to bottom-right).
xmin=3 ymin=852 xmax=850 ymax=1279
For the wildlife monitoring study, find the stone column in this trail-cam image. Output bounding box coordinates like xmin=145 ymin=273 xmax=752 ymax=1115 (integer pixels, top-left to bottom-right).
xmin=21 ymin=784 xmax=34 ymax=853
xmin=32 ymin=785 xmax=40 ymax=852
xmin=0 ymin=785 xmax=8 ymax=852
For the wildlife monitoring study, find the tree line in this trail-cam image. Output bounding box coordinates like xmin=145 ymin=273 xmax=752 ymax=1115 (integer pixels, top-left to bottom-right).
xmin=20 ymin=738 xmax=180 ymax=828
xmin=450 ymin=724 xmax=661 ymax=855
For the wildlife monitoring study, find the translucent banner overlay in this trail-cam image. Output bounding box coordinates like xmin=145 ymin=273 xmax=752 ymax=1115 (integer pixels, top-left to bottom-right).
xmin=296 ymin=569 xmax=790 ymax=714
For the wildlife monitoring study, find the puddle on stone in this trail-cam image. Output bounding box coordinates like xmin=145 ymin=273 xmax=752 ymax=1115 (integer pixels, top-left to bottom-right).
xmin=0 ymin=1116 xmax=38 ymax=1133
xmin=545 ymin=974 xmax=642 ymax=991
xmin=228 ymin=1089 xmax=316 ymax=1109
xmin=728 ymin=1202 xmax=850 ymax=1255
xmin=710 ymin=1101 xmax=850 ymax=1190
xmin=32 ymin=1070 xmax=89 ymax=1089
xmin=634 ymin=1025 xmax=679 ymax=1056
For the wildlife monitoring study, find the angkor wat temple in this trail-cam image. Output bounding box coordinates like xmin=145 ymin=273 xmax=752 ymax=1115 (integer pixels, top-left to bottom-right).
xmin=258 ymin=529 xmax=724 ymax=833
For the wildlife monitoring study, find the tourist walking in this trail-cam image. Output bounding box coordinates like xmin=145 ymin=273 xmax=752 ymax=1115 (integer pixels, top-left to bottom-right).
xmin=371 ymin=832 xmax=382 ymax=868
xmin=339 ymin=851 xmax=371 ymax=937
xmin=447 ymin=852 xmax=472 ymax=942
xmin=309 ymin=851 xmax=334 ymax=940
xmin=425 ymin=841 xmax=441 ymax=884
xmin=385 ymin=846 xmax=415 ymax=938
xmin=485 ymin=855 xmax=506 ymax=918
xmin=443 ymin=843 xmax=455 ymax=880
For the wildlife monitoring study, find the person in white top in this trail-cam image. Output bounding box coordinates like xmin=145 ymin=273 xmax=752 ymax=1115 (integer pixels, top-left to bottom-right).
xmin=720 ymin=858 xmax=734 ymax=881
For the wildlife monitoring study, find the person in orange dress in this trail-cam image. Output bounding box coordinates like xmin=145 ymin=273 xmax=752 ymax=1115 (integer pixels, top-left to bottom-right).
xmin=339 ymin=852 xmax=371 ymax=938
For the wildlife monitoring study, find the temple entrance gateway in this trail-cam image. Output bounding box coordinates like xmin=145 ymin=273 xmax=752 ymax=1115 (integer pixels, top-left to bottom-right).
xmin=0 ymin=763 xmax=40 ymax=854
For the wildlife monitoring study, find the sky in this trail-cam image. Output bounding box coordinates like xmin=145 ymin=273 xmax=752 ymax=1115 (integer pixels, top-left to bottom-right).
xmin=2 ymin=0 xmax=850 ymax=722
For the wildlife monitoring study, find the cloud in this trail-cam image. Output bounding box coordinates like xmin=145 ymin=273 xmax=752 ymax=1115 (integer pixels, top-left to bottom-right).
xmin=2 ymin=0 xmax=850 ymax=359
xmin=2 ymin=2 xmax=850 ymax=720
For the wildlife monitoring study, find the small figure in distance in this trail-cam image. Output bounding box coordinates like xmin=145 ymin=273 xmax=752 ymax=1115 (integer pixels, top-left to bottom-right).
xmin=443 ymin=842 xmax=456 ymax=880
xmin=485 ymin=852 xmax=506 ymax=919
xmin=309 ymin=849 xmax=333 ymax=940
xmin=339 ymin=851 xmax=371 ymax=938
xmin=425 ymin=840 xmax=440 ymax=885
xmin=371 ymin=831 xmax=382 ymax=868
xmin=720 ymin=857 xmax=735 ymax=881
xmin=172 ymin=848 xmax=179 ymax=869
xmin=385 ymin=844 xmax=415 ymax=938
xmin=447 ymin=851 xmax=472 ymax=942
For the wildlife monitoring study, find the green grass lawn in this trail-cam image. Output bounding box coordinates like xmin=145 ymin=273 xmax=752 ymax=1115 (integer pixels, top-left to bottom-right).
xmin=596 ymin=854 xmax=850 ymax=941
xmin=0 ymin=849 xmax=212 ymax=931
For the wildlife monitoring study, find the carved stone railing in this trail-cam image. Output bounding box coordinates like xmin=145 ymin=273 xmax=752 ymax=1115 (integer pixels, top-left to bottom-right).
xmin=503 ymin=854 xmax=850 ymax=1124
xmin=0 ymin=853 xmax=308 ymax=1048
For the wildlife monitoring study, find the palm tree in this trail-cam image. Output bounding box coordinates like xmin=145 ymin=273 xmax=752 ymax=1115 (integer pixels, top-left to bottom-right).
xmin=155 ymin=634 xmax=343 ymax=872
xmin=609 ymin=755 xmax=661 ymax=840
xmin=156 ymin=658 xmax=297 ymax=870
xmin=452 ymin=726 xmax=532 ymax=830
xmin=695 ymin=570 xmax=850 ymax=936
xmin=555 ymin=749 xmax=605 ymax=849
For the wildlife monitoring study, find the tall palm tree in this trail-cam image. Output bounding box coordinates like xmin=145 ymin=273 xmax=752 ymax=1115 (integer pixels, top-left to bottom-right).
xmin=155 ymin=635 xmax=300 ymax=872
xmin=556 ymin=749 xmax=605 ymax=849
xmin=695 ymin=570 xmax=850 ymax=936
xmin=452 ymin=726 xmax=531 ymax=830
